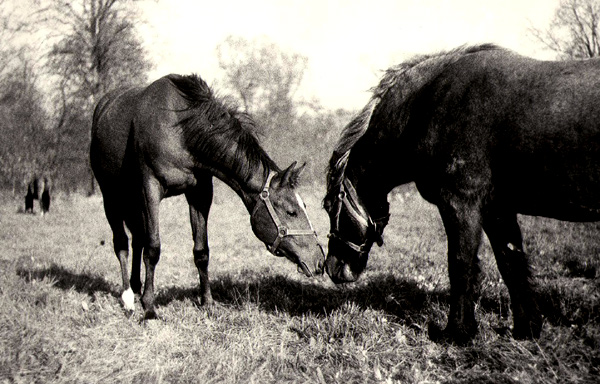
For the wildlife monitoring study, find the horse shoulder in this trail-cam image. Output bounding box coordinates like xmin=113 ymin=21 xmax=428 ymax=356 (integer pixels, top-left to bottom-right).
xmin=132 ymin=78 xmax=197 ymax=193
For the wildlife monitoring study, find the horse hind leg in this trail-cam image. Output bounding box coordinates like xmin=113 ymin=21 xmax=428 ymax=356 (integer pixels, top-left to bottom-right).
xmin=186 ymin=175 xmax=214 ymax=306
xmin=125 ymin=213 xmax=144 ymax=296
xmin=483 ymin=211 xmax=542 ymax=339
xmin=140 ymin=176 xmax=164 ymax=320
xmin=130 ymin=233 xmax=143 ymax=296
xmin=114 ymin=228 xmax=135 ymax=311
xmin=104 ymin=200 xmax=135 ymax=311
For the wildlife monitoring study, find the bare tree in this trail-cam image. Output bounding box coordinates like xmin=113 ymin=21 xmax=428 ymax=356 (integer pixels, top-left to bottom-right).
xmin=38 ymin=0 xmax=152 ymax=193
xmin=43 ymin=0 xmax=152 ymax=109
xmin=531 ymin=0 xmax=600 ymax=59
xmin=216 ymin=35 xmax=308 ymax=131
xmin=0 ymin=0 xmax=53 ymax=192
xmin=0 ymin=59 xmax=51 ymax=193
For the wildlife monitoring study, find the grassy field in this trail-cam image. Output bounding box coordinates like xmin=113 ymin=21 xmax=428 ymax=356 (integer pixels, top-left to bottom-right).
xmin=0 ymin=181 xmax=599 ymax=383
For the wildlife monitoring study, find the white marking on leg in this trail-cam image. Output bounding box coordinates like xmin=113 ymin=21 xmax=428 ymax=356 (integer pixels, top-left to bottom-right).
xmin=122 ymin=288 xmax=135 ymax=311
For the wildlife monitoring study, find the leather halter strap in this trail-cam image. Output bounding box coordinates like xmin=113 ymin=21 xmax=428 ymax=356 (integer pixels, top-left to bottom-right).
xmin=252 ymin=170 xmax=317 ymax=256
xmin=328 ymin=178 xmax=389 ymax=256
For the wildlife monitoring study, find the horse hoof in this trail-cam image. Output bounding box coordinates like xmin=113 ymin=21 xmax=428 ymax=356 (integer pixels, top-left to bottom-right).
xmin=512 ymin=323 xmax=542 ymax=340
xmin=428 ymin=321 xmax=447 ymax=342
xmin=200 ymin=296 xmax=215 ymax=306
xmin=493 ymin=326 xmax=512 ymax=337
xmin=428 ymin=321 xmax=476 ymax=345
xmin=143 ymin=310 xmax=160 ymax=321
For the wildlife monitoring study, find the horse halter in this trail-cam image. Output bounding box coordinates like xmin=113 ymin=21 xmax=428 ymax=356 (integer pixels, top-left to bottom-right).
xmin=328 ymin=178 xmax=389 ymax=257
xmin=252 ymin=170 xmax=319 ymax=256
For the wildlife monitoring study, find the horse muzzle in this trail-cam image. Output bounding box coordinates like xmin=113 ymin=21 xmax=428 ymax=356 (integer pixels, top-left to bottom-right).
xmin=324 ymin=254 xmax=360 ymax=284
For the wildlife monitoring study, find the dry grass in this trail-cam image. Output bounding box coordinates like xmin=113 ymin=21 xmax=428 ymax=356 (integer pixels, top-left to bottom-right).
xmin=0 ymin=182 xmax=598 ymax=383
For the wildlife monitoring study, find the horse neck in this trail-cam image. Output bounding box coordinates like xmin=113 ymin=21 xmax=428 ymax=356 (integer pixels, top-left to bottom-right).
xmin=347 ymin=105 xmax=417 ymax=195
xmin=196 ymin=137 xmax=271 ymax=213
xmin=345 ymin=155 xmax=390 ymax=221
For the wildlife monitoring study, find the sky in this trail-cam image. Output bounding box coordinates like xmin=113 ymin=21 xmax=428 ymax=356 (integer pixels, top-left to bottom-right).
xmin=140 ymin=0 xmax=561 ymax=110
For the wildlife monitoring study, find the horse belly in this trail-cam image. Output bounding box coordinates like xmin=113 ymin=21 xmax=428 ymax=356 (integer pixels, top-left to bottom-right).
xmin=501 ymin=162 xmax=600 ymax=222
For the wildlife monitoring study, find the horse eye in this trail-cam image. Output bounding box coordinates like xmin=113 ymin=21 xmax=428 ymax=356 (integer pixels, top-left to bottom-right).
xmin=286 ymin=210 xmax=298 ymax=217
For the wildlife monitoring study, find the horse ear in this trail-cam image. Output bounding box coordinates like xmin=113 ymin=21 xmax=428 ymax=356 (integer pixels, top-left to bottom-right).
xmin=281 ymin=161 xmax=305 ymax=187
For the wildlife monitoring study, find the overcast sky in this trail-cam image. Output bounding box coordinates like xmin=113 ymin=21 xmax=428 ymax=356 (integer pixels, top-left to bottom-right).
xmin=139 ymin=0 xmax=561 ymax=110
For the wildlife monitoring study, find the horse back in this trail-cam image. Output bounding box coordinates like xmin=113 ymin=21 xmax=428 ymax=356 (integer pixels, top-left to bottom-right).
xmin=90 ymin=75 xmax=197 ymax=196
xmin=412 ymin=50 xmax=600 ymax=220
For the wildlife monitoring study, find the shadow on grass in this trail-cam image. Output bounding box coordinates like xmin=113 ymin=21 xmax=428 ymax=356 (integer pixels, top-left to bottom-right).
xmin=210 ymin=273 xmax=443 ymax=321
xmin=15 ymin=262 xmax=599 ymax=329
xmin=152 ymin=272 xmax=447 ymax=327
xmin=16 ymin=262 xmax=117 ymax=299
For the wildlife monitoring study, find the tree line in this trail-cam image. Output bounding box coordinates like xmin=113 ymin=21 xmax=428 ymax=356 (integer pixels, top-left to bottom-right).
xmin=0 ymin=0 xmax=150 ymax=194
xmin=0 ymin=0 xmax=598 ymax=194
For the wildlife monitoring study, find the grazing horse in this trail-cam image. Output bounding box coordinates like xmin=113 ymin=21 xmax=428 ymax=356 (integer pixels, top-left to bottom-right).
xmin=323 ymin=44 xmax=600 ymax=344
xmin=25 ymin=175 xmax=51 ymax=215
xmin=91 ymin=74 xmax=324 ymax=319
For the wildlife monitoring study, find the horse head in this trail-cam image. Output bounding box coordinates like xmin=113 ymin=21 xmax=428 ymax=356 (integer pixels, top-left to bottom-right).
xmin=323 ymin=178 xmax=388 ymax=283
xmin=250 ymin=162 xmax=325 ymax=277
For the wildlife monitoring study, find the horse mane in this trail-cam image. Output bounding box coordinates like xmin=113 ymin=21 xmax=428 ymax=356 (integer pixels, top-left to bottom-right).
xmin=324 ymin=43 xmax=502 ymax=205
xmin=168 ymin=74 xmax=279 ymax=182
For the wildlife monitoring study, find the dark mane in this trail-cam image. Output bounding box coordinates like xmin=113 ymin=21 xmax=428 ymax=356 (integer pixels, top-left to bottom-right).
xmin=324 ymin=43 xmax=502 ymax=205
xmin=168 ymin=74 xmax=279 ymax=181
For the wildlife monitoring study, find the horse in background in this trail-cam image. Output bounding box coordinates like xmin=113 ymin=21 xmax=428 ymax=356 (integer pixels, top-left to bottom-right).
xmin=323 ymin=44 xmax=600 ymax=344
xmin=25 ymin=175 xmax=51 ymax=215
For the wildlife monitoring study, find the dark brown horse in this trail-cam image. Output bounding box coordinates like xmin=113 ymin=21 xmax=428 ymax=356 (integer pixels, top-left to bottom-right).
xmin=91 ymin=74 xmax=324 ymax=319
xmin=323 ymin=44 xmax=600 ymax=344
xmin=25 ymin=175 xmax=51 ymax=215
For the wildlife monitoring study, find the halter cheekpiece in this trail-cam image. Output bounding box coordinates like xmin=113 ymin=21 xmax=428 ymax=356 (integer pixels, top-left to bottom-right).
xmin=328 ymin=178 xmax=389 ymax=256
xmin=252 ymin=170 xmax=318 ymax=256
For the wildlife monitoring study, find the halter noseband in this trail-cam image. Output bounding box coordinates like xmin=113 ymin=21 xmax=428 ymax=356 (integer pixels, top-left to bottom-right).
xmin=328 ymin=178 xmax=389 ymax=257
xmin=252 ymin=170 xmax=318 ymax=256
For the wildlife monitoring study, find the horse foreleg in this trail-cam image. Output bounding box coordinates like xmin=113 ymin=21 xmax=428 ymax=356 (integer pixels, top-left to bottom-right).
xmin=433 ymin=198 xmax=483 ymax=345
xmin=186 ymin=176 xmax=214 ymax=306
xmin=140 ymin=178 xmax=163 ymax=320
xmin=483 ymin=211 xmax=541 ymax=339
